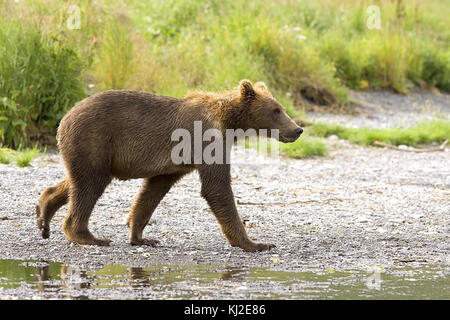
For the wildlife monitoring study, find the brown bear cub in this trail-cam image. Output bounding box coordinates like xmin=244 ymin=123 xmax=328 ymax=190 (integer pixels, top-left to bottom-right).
xmin=36 ymin=80 xmax=302 ymax=252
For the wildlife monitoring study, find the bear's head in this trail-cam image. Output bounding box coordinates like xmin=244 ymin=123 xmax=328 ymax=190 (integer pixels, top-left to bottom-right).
xmin=239 ymin=80 xmax=303 ymax=143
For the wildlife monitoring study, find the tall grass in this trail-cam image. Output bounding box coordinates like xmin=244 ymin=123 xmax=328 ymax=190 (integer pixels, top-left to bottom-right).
xmin=0 ymin=20 xmax=85 ymax=148
xmin=93 ymin=20 xmax=135 ymax=90
xmin=122 ymin=0 xmax=450 ymax=99
xmin=0 ymin=0 xmax=449 ymax=148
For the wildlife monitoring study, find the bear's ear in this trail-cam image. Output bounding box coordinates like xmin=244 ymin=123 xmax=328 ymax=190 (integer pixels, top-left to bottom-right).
xmin=239 ymin=79 xmax=255 ymax=102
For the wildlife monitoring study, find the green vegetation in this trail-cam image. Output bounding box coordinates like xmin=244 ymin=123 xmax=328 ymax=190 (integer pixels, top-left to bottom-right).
xmin=241 ymin=135 xmax=327 ymax=159
xmin=15 ymin=148 xmax=40 ymax=167
xmin=277 ymin=120 xmax=450 ymax=159
xmin=308 ymin=120 xmax=450 ymax=147
xmin=0 ymin=0 xmax=449 ymax=149
xmin=0 ymin=149 xmax=11 ymax=164
xmin=266 ymin=120 xmax=448 ymax=159
xmin=0 ymin=20 xmax=85 ymax=148
xmin=0 ymin=147 xmax=40 ymax=167
xmin=279 ymin=136 xmax=328 ymax=159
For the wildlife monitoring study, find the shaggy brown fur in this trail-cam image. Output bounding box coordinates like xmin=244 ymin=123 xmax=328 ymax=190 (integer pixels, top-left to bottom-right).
xmin=36 ymin=80 xmax=302 ymax=252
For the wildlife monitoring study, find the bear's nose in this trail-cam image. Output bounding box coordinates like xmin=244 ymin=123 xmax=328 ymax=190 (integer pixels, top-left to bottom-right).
xmin=294 ymin=127 xmax=303 ymax=136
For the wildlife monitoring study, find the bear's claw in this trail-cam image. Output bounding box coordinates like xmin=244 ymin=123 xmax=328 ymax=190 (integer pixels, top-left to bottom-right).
xmin=36 ymin=204 xmax=50 ymax=239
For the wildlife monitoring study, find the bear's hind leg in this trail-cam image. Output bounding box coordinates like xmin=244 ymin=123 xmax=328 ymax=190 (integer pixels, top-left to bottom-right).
xmin=36 ymin=178 xmax=70 ymax=239
xmin=62 ymin=174 xmax=111 ymax=246
xmin=128 ymin=174 xmax=183 ymax=246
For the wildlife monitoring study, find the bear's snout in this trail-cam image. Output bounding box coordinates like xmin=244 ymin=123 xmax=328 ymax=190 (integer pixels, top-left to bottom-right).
xmin=279 ymin=126 xmax=303 ymax=143
xmin=289 ymin=126 xmax=303 ymax=140
xmin=294 ymin=127 xmax=303 ymax=136
xmin=288 ymin=126 xmax=303 ymax=141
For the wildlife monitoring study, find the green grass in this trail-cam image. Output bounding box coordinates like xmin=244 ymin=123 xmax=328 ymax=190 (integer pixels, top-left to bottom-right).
xmin=118 ymin=0 xmax=450 ymax=97
xmin=15 ymin=148 xmax=39 ymax=167
xmin=0 ymin=0 xmax=449 ymax=148
xmin=93 ymin=20 xmax=135 ymax=90
xmin=308 ymin=120 xmax=450 ymax=146
xmin=241 ymin=135 xmax=328 ymax=159
xmin=279 ymin=136 xmax=328 ymax=159
xmin=0 ymin=147 xmax=40 ymax=167
xmin=0 ymin=148 xmax=11 ymax=164
xmin=247 ymin=120 xmax=450 ymax=160
xmin=0 ymin=19 xmax=85 ymax=148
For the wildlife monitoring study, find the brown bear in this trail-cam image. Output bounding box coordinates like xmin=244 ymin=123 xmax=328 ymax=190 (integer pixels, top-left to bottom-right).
xmin=36 ymin=80 xmax=302 ymax=252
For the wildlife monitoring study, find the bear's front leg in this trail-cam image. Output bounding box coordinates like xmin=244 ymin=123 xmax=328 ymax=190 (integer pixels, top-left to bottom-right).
xmin=198 ymin=164 xmax=275 ymax=252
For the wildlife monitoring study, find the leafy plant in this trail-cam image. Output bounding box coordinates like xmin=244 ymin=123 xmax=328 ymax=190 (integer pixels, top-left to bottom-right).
xmin=0 ymin=22 xmax=85 ymax=148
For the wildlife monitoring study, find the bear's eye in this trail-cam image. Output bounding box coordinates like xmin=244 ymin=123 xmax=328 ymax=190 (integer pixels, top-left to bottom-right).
xmin=273 ymin=108 xmax=281 ymax=115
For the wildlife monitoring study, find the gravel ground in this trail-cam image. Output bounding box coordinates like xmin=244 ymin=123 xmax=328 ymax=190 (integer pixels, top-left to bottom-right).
xmin=0 ymin=142 xmax=448 ymax=272
xmin=309 ymin=89 xmax=450 ymax=128
xmin=0 ymin=90 xmax=449 ymax=276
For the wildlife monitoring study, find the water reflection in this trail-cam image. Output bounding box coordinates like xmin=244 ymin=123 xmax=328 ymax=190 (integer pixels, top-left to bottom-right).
xmin=220 ymin=266 xmax=248 ymax=281
xmin=0 ymin=259 xmax=448 ymax=299
xmin=127 ymin=267 xmax=151 ymax=289
xmin=31 ymin=263 xmax=90 ymax=299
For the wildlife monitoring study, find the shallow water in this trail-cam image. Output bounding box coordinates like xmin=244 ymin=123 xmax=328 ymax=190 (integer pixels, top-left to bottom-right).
xmin=0 ymin=259 xmax=448 ymax=299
